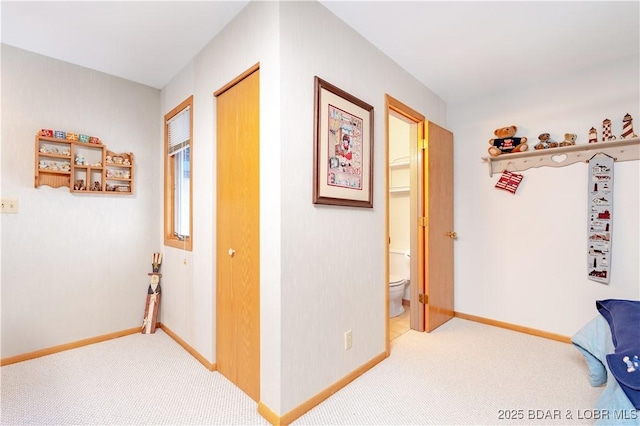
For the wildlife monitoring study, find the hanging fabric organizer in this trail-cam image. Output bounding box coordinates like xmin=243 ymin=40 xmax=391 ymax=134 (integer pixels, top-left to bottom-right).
xmin=587 ymin=153 xmax=614 ymax=284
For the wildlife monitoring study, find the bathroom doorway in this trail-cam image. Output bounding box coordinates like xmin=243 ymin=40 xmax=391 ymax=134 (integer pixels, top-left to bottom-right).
xmin=385 ymin=96 xmax=423 ymax=349
xmin=385 ymin=95 xmax=455 ymax=352
xmin=388 ymin=110 xmax=414 ymax=341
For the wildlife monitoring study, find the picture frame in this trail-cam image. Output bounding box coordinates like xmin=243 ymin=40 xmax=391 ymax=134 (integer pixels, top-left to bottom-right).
xmin=313 ymin=76 xmax=374 ymax=208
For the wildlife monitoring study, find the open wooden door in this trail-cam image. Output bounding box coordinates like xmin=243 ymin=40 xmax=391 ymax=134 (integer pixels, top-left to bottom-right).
xmin=422 ymin=121 xmax=455 ymax=332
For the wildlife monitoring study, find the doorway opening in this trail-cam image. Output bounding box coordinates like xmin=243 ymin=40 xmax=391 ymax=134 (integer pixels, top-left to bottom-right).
xmin=385 ymin=95 xmax=456 ymax=352
xmin=388 ymin=111 xmax=414 ymax=341
xmin=385 ymin=96 xmax=425 ymax=352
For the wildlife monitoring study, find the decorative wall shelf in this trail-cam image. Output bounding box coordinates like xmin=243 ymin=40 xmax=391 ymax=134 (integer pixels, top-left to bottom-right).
xmin=35 ymin=132 xmax=134 ymax=194
xmin=481 ymin=137 xmax=640 ymax=177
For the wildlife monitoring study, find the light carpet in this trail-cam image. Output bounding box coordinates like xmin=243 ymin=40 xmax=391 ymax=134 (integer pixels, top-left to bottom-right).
xmin=1 ymin=318 xmax=602 ymax=425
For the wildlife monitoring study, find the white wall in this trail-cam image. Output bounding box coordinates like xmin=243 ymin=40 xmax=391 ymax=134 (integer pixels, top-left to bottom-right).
xmin=0 ymin=45 xmax=161 ymax=358
xmin=449 ymin=54 xmax=640 ymax=337
xmin=158 ymin=0 xmax=283 ymax=411
xmin=278 ymin=1 xmax=445 ymax=414
xmin=162 ymin=0 xmax=446 ymax=416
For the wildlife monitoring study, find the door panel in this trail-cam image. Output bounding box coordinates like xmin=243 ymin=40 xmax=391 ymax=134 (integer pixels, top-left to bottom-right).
xmin=424 ymin=121 xmax=454 ymax=332
xmin=216 ymin=68 xmax=260 ymax=401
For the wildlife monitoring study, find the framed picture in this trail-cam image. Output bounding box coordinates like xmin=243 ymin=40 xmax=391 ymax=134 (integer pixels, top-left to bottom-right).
xmin=313 ymin=76 xmax=374 ymax=208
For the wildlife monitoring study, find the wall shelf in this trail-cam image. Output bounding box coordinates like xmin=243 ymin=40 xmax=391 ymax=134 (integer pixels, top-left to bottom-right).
xmin=389 ymin=158 xmax=410 ymax=194
xmin=389 ymin=186 xmax=410 ymax=194
xmin=481 ymin=137 xmax=640 ymax=177
xmin=35 ymin=133 xmax=134 ymax=194
xmin=389 ymin=159 xmax=410 ymax=169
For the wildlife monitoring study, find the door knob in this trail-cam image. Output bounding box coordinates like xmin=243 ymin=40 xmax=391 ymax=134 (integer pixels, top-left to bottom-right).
xmin=446 ymin=231 xmax=457 ymax=239
xmin=228 ymin=248 xmax=235 ymax=257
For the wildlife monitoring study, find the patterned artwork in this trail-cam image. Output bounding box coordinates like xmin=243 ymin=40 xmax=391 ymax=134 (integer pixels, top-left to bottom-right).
xmin=587 ymin=153 xmax=614 ymax=284
xmin=495 ymin=170 xmax=523 ymax=194
xmin=326 ymin=105 xmax=364 ymax=191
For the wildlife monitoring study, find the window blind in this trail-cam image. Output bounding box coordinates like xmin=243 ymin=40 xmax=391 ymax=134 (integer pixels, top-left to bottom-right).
xmin=167 ymin=107 xmax=190 ymax=156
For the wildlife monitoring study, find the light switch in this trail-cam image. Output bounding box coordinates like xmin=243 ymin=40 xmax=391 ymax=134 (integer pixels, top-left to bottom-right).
xmin=1 ymin=198 xmax=18 ymax=213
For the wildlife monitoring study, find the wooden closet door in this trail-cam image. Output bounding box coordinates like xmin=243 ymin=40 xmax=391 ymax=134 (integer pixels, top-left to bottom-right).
xmin=216 ymin=68 xmax=260 ymax=402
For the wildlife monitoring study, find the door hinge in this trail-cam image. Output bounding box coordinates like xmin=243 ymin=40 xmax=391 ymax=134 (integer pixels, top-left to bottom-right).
xmin=418 ymin=293 xmax=428 ymax=304
xmin=421 ymin=139 xmax=427 ymax=150
xmin=419 ymin=217 xmax=427 ymax=227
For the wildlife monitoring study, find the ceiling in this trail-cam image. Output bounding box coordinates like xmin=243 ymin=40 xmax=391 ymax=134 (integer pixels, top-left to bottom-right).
xmin=2 ymin=1 xmax=638 ymax=104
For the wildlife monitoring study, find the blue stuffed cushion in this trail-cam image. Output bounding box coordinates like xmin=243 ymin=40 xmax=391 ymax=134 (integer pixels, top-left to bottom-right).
xmin=572 ymin=315 xmax=610 ymax=386
xmin=596 ymin=299 xmax=640 ymax=410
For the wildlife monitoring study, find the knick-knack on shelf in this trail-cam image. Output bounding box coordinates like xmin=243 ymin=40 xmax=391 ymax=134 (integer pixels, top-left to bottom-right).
xmin=602 ymin=118 xmax=617 ymax=142
xmin=621 ymin=113 xmax=637 ymax=139
xmin=589 ymin=127 xmax=598 ymax=143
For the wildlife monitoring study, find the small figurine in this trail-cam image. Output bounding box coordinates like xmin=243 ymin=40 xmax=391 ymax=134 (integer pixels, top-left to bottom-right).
xmin=75 ymin=155 xmax=84 ymax=165
xmin=621 ymin=113 xmax=637 ymax=139
xmin=589 ymin=127 xmax=598 ymax=143
xmin=534 ymin=133 xmax=554 ymax=150
xmin=559 ymin=133 xmax=577 ymax=147
xmin=90 ymin=181 xmax=101 ymax=191
xmin=74 ymin=179 xmax=86 ymax=191
xmin=602 ymin=118 xmax=617 ymax=142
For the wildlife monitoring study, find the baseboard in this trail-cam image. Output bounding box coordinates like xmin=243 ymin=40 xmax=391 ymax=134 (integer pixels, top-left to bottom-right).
xmin=0 ymin=326 xmax=141 ymax=366
xmin=258 ymin=402 xmax=281 ymax=425
xmin=157 ymin=323 xmax=216 ymax=371
xmin=258 ymin=351 xmax=387 ymax=425
xmin=454 ymin=311 xmax=571 ymax=343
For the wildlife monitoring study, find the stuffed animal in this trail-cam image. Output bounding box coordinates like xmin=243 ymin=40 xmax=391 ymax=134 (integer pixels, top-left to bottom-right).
xmin=488 ymin=125 xmax=528 ymax=156
xmin=74 ymin=179 xmax=86 ymax=191
xmin=534 ymin=133 xmax=555 ymax=150
xmin=559 ymin=133 xmax=577 ymax=147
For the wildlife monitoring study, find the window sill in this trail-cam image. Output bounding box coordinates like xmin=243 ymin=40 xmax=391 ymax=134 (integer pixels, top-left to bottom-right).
xmin=164 ymin=237 xmax=192 ymax=252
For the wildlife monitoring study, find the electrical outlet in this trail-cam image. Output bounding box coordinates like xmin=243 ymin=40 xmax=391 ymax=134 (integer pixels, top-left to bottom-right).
xmin=1 ymin=198 xmax=18 ymax=214
xmin=344 ymin=330 xmax=352 ymax=350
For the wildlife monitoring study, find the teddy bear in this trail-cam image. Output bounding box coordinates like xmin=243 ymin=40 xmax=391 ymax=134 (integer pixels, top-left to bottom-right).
xmin=74 ymin=179 xmax=86 ymax=191
xmin=534 ymin=133 xmax=555 ymax=150
xmin=559 ymin=133 xmax=577 ymax=147
xmin=488 ymin=125 xmax=528 ymax=156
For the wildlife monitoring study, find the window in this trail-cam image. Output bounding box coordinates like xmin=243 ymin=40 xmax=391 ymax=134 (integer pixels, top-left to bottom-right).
xmin=164 ymin=96 xmax=193 ymax=250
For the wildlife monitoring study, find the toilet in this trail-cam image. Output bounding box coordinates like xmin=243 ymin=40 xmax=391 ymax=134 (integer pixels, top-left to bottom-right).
xmin=389 ymin=250 xmax=410 ymax=318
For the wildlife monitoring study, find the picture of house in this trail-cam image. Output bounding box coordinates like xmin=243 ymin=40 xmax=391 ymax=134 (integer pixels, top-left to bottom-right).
xmin=592 ymin=163 xmax=611 ymax=174
xmin=592 ymin=196 xmax=610 ymax=206
xmin=1 ymin=1 xmax=638 ymax=424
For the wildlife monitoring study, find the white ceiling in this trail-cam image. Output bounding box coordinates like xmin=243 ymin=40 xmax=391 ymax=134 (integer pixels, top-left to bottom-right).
xmin=2 ymin=1 xmax=638 ymax=104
